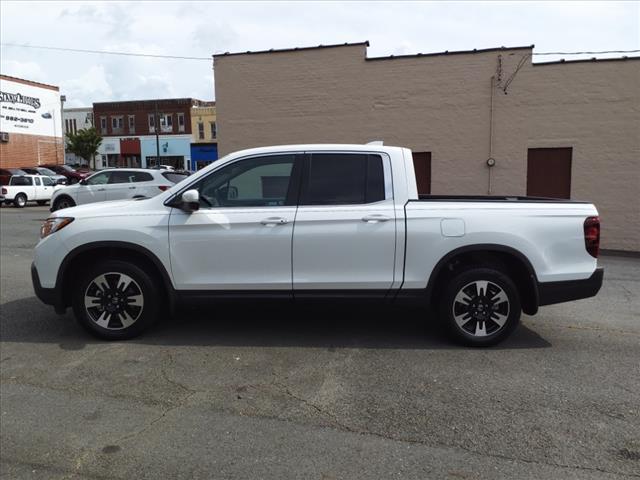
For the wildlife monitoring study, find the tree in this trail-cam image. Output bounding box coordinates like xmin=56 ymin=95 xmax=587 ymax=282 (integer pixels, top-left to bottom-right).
xmin=65 ymin=128 xmax=102 ymax=169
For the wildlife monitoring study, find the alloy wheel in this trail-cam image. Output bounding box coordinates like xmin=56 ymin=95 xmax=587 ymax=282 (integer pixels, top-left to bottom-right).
xmin=84 ymin=272 xmax=144 ymax=330
xmin=452 ymin=280 xmax=510 ymax=337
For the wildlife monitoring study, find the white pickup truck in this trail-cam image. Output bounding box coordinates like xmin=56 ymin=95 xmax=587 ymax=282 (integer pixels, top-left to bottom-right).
xmin=32 ymin=144 xmax=603 ymax=345
xmin=2 ymin=174 xmax=60 ymax=207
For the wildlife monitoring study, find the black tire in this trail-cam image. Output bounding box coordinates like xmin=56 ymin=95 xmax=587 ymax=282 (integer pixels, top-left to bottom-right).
xmin=439 ymin=267 xmax=521 ymax=347
xmin=13 ymin=193 xmax=27 ymax=208
xmin=72 ymin=260 xmax=160 ymax=340
xmin=52 ymin=195 xmax=76 ymax=211
xmin=37 ymin=200 xmax=47 ymax=206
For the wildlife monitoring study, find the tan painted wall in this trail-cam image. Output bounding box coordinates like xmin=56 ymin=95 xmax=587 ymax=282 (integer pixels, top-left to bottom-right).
xmin=214 ymin=45 xmax=640 ymax=251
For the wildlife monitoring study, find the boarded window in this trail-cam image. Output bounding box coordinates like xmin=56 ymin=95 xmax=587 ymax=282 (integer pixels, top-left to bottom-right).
xmin=527 ymin=147 xmax=572 ymax=199
xmin=412 ymin=152 xmax=431 ymax=195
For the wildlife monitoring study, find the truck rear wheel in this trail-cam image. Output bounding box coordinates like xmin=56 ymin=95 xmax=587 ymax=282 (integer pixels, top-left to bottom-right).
xmin=72 ymin=260 xmax=160 ymax=340
xmin=440 ymin=267 xmax=521 ymax=347
xmin=13 ymin=193 xmax=27 ymax=208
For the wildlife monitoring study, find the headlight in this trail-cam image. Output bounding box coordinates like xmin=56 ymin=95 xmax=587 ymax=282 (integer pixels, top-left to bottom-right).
xmin=40 ymin=217 xmax=74 ymax=239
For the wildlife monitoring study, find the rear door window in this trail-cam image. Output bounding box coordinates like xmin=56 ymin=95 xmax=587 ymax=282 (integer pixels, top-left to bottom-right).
xmin=301 ymin=153 xmax=386 ymax=205
xmin=34 ymin=177 xmax=41 ymax=186
xmin=131 ymin=172 xmax=154 ymax=182
xmin=108 ymin=171 xmax=134 ymax=184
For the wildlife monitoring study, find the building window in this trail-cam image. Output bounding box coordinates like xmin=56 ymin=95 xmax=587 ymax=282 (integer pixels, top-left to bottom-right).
xmin=65 ymin=119 xmax=70 ymax=133
xmin=148 ymin=114 xmax=155 ymax=133
xmin=160 ymin=113 xmax=173 ymax=133
xmin=111 ymin=116 xmax=124 ymax=134
xmin=177 ymin=113 xmax=185 ymax=132
xmin=210 ymin=121 xmax=217 ymax=139
xmin=198 ymin=122 xmax=204 ymax=140
xmin=73 ymin=118 xmax=77 ymax=133
xmin=100 ymin=116 xmax=107 ymax=134
xmin=128 ymin=115 xmax=135 ymax=133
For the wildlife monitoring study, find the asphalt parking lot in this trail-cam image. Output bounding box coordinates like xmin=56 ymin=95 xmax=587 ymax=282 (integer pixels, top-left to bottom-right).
xmin=1 ymin=205 xmax=638 ymax=479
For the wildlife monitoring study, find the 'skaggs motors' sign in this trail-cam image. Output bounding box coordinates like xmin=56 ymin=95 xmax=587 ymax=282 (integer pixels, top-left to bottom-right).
xmin=0 ymin=77 xmax=62 ymax=138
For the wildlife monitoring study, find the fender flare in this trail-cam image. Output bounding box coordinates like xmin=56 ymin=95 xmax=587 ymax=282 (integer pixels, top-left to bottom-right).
xmin=423 ymin=243 xmax=540 ymax=314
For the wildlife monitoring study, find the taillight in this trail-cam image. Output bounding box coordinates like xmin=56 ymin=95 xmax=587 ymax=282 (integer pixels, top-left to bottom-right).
xmin=158 ymin=185 xmax=169 ymax=191
xmin=584 ymin=216 xmax=600 ymax=258
xmin=1 ymin=187 xmax=6 ymax=195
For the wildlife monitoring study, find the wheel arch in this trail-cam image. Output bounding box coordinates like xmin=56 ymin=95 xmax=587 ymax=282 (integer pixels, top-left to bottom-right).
xmin=425 ymin=244 xmax=540 ymax=315
xmin=57 ymin=241 xmax=175 ymax=311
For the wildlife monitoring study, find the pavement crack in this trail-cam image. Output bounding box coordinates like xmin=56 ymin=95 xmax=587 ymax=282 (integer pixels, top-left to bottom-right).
xmin=116 ymin=390 xmax=197 ymax=444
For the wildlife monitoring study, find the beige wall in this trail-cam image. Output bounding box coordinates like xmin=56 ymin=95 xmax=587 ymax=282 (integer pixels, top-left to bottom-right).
xmin=214 ymin=45 xmax=640 ymax=251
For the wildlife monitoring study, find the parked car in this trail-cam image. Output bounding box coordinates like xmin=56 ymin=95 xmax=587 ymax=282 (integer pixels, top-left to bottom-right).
xmin=21 ymin=167 xmax=68 ymax=185
xmin=0 ymin=168 xmax=27 ymax=185
xmin=32 ymin=144 xmax=603 ymax=344
xmin=40 ymin=164 xmax=91 ymax=184
xmin=2 ymin=174 xmax=61 ymax=207
xmin=50 ymin=168 xmax=190 ymax=211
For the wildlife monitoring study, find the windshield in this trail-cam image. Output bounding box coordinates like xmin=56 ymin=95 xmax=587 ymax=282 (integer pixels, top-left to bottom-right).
xmin=38 ymin=168 xmax=57 ymax=176
xmin=61 ymin=165 xmax=76 ymax=172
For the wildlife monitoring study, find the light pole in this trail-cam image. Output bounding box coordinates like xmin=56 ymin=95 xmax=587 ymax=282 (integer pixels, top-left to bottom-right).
xmin=154 ymin=100 xmax=160 ymax=167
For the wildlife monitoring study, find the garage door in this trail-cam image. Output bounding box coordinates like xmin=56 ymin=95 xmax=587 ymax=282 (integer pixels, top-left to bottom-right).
xmin=527 ymin=147 xmax=572 ymax=199
xmin=412 ymin=152 xmax=431 ymax=195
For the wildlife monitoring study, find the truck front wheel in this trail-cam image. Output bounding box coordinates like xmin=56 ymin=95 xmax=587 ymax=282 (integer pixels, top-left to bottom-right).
xmin=440 ymin=267 xmax=521 ymax=347
xmin=72 ymin=260 xmax=160 ymax=340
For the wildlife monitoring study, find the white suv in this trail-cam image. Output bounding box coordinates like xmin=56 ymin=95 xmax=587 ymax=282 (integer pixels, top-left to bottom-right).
xmin=50 ymin=168 xmax=189 ymax=211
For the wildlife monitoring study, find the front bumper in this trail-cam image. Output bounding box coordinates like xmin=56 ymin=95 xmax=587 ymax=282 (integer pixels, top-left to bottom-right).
xmin=538 ymin=267 xmax=604 ymax=306
xmin=31 ymin=263 xmax=66 ymax=314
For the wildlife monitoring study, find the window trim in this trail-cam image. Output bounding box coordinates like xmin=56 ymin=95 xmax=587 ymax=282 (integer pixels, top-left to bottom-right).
xmin=177 ymin=112 xmax=185 ymax=132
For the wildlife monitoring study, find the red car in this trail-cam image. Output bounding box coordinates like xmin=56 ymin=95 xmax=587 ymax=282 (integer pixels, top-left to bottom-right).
xmin=0 ymin=168 xmax=27 ymax=185
xmin=40 ymin=164 xmax=92 ymax=184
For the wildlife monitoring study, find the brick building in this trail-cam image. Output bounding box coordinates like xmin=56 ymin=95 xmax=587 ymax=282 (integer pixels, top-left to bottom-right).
xmin=213 ymin=42 xmax=640 ymax=251
xmin=0 ymin=75 xmax=64 ymax=169
xmin=93 ymin=98 xmax=206 ymax=170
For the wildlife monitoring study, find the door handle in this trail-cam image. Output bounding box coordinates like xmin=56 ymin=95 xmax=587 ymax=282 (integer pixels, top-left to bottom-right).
xmin=97 ymin=188 xmax=106 ymax=191
xmin=362 ymin=214 xmax=391 ymax=223
xmin=260 ymin=217 xmax=288 ymax=226
xmin=129 ymin=186 xmax=136 ymax=189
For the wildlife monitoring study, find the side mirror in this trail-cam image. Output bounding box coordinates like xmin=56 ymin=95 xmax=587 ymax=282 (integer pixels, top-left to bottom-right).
xmin=181 ymin=189 xmax=200 ymax=212
xmin=79 ymin=179 xmax=87 ymax=186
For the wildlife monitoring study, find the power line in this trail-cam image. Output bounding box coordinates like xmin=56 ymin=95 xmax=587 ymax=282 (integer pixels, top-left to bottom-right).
xmin=0 ymin=43 xmax=212 ymax=61
xmin=533 ymin=49 xmax=640 ymax=55
xmin=2 ymin=42 xmax=638 ymax=60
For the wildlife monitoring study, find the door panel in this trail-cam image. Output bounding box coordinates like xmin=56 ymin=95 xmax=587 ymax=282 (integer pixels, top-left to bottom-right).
xmin=292 ymin=153 xmax=396 ymax=291
xmin=168 ymin=153 xmax=300 ymax=291
xmin=106 ymin=170 xmax=135 ymax=201
xmin=293 ymin=202 xmax=397 ymax=290
xmin=169 ymin=206 xmax=296 ymax=290
xmin=527 ymin=147 xmax=572 ymax=199
xmin=77 ymin=171 xmax=110 ymax=204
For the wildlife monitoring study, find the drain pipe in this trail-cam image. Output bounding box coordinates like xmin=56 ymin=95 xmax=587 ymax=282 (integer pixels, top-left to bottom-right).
xmin=487 ymin=75 xmax=496 ymax=194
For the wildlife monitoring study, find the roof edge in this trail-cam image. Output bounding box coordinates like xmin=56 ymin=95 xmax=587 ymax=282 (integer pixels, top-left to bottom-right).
xmin=367 ymin=45 xmax=535 ymax=61
xmin=214 ymin=41 xmax=370 ymax=58
xmin=0 ymin=74 xmax=60 ymax=91
xmin=533 ymin=56 xmax=640 ymax=66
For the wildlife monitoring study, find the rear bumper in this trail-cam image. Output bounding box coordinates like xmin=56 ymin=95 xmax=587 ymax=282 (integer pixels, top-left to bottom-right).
xmin=538 ymin=267 xmax=604 ymax=306
xmin=31 ymin=262 xmax=66 ymax=314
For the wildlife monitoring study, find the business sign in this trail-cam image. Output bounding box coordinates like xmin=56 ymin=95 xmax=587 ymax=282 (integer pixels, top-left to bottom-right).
xmin=0 ymin=77 xmax=62 ymax=138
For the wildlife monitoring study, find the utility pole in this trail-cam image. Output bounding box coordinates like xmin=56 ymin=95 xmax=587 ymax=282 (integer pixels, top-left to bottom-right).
xmin=154 ymin=100 xmax=160 ymax=167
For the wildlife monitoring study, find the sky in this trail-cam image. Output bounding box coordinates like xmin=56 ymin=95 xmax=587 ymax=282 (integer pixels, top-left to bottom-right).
xmin=1 ymin=1 xmax=638 ymax=107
